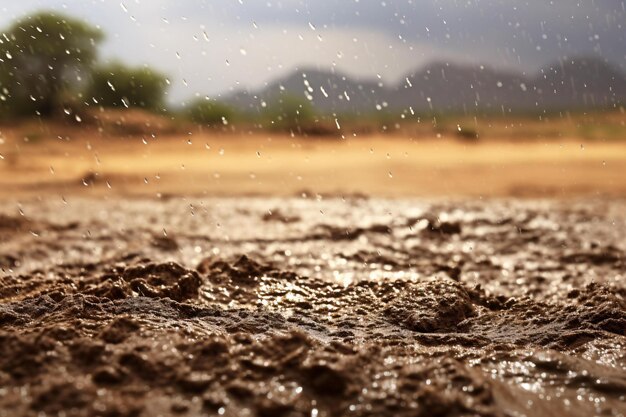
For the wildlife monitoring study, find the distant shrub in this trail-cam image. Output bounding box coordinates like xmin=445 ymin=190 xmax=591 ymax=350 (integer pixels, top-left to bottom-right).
xmin=87 ymin=63 xmax=168 ymax=112
xmin=456 ymin=126 xmax=480 ymax=141
xmin=185 ymin=99 xmax=234 ymax=126
xmin=264 ymin=95 xmax=316 ymax=133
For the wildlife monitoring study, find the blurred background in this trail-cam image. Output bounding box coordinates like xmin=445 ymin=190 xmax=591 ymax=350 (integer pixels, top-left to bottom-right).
xmin=0 ymin=1 xmax=624 ymax=198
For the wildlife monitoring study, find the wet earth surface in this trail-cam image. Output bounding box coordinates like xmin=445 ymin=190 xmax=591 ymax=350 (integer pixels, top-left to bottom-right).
xmin=0 ymin=196 xmax=624 ymax=417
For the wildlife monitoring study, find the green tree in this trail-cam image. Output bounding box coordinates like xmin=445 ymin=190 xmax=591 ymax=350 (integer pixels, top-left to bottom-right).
xmin=185 ymin=99 xmax=234 ymax=126
xmin=0 ymin=11 xmax=104 ymax=117
xmin=87 ymin=63 xmax=168 ymax=111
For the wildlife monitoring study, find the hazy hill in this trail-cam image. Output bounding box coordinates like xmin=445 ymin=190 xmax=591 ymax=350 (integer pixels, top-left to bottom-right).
xmin=223 ymin=57 xmax=626 ymax=114
xmin=225 ymin=68 xmax=386 ymax=115
xmin=533 ymin=58 xmax=626 ymax=110
xmin=395 ymin=62 xmax=533 ymax=113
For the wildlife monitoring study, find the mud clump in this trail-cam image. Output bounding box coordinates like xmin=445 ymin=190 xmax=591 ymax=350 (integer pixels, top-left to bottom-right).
xmin=262 ymin=209 xmax=300 ymax=223
xmin=384 ymin=280 xmax=475 ymax=333
xmin=316 ymin=223 xmax=391 ymax=241
xmin=0 ymin=214 xmax=30 ymax=233
xmin=120 ymin=262 xmax=202 ymax=301
xmin=151 ymin=234 xmax=179 ymax=251
xmin=0 ymin=253 xmax=19 ymax=269
xmin=566 ymin=283 xmax=626 ymax=336
xmin=427 ymin=219 xmax=462 ymax=235
xmin=99 ymin=317 xmax=141 ymax=343
xmin=0 ymin=214 xmax=45 ymax=239
xmin=198 ymin=254 xmax=297 ymax=286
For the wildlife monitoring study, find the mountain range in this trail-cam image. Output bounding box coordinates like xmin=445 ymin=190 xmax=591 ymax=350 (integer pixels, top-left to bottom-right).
xmin=223 ymin=57 xmax=626 ymax=114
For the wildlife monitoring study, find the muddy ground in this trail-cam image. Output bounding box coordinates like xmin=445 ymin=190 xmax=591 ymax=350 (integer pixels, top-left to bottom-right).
xmin=0 ymin=196 xmax=624 ymax=417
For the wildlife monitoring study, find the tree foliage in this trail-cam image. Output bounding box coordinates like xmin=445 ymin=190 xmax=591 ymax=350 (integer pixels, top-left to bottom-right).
xmin=0 ymin=11 xmax=103 ymax=117
xmin=87 ymin=63 xmax=169 ymax=111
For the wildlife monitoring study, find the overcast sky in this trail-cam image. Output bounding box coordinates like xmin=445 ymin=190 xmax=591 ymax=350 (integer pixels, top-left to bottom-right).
xmin=1 ymin=0 xmax=624 ymax=104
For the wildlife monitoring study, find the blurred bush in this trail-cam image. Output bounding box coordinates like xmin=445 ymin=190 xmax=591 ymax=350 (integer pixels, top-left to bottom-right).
xmin=264 ymin=95 xmax=316 ymax=133
xmin=87 ymin=63 xmax=168 ymax=112
xmin=185 ymin=99 xmax=235 ymax=126
xmin=0 ymin=11 xmax=103 ymax=118
xmin=456 ymin=126 xmax=480 ymax=141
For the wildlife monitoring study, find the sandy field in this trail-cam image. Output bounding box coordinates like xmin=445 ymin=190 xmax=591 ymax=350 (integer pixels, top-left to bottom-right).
xmin=0 ymin=114 xmax=625 ymax=199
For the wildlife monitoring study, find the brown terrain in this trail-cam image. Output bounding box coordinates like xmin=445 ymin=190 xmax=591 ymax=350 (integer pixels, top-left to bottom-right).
xmin=0 ymin=110 xmax=625 ymax=417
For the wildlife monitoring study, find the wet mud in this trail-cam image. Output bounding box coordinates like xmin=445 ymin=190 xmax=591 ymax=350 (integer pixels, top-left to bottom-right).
xmin=0 ymin=197 xmax=624 ymax=417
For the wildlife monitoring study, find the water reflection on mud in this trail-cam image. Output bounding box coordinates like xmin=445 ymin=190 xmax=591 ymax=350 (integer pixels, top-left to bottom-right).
xmin=0 ymin=197 xmax=624 ymax=416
